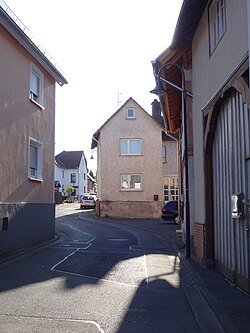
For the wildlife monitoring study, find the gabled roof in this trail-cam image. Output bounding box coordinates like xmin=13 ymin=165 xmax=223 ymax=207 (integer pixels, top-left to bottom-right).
xmin=0 ymin=1 xmax=67 ymax=85
xmin=91 ymin=97 xmax=164 ymax=149
xmin=55 ymin=151 xmax=84 ymax=169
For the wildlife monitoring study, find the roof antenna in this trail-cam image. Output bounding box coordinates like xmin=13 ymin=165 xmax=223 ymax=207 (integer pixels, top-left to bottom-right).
xmin=117 ymin=92 xmax=123 ymax=109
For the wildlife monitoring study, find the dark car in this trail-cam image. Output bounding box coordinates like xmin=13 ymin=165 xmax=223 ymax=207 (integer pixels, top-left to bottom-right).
xmin=80 ymin=195 xmax=96 ymax=209
xmin=161 ymin=200 xmax=178 ymax=223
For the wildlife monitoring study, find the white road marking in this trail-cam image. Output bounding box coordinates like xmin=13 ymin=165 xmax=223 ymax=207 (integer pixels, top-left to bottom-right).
xmin=51 ymin=244 xmax=91 ymax=271
xmin=0 ymin=314 xmax=105 ymax=333
xmin=58 ymin=221 xmax=96 ymax=243
xmin=144 ymin=254 xmax=149 ymax=287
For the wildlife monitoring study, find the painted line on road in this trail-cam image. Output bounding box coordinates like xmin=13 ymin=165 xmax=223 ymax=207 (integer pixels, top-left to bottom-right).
xmin=50 ymin=266 xmax=172 ymax=293
xmin=0 ymin=314 xmax=105 ymax=333
xmin=50 ymin=244 xmax=92 ymax=271
xmin=58 ymin=221 xmax=96 ymax=243
xmin=108 ymin=238 xmax=129 ymax=241
xmin=144 ymin=254 xmax=149 ymax=287
xmin=51 ymin=267 xmax=141 ymax=288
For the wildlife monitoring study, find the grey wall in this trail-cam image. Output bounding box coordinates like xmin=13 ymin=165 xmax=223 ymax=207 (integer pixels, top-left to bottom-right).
xmin=0 ymin=203 xmax=55 ymax=254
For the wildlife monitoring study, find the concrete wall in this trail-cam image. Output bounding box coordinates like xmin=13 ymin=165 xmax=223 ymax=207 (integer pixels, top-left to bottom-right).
xmin=191 ymin=0 xmax=248 ymax=225
xmin=97 ymin=99 xmax=163 ymax=218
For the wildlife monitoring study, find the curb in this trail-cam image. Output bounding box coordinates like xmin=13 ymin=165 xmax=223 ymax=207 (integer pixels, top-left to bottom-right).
xmin=0 ymin=233 xmax=60 ymax=266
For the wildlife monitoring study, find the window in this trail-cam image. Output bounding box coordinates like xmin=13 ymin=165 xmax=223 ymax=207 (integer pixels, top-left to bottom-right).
xmin=162 ymin=145 xmax=167 ymax=163
xmin=127 ymin=108 xmax=135 ymax=118
xmin=30 ymin=64 xmax=44 ymax=106
xmin=120 ymin=139 xmax=142 ymax=155
xmin=62 ymin=170 xmax=64 ymax=178
xmin=29 ymin=137 xmax=43 ymax=180
xmin=163 ymin=177 xmax=178 ymax=202
xmin=121 ymin=174 xmax=142 ymax=190
xmin=71 ymin=173 xmax=76 ymax=183
xmin=209 ymin=0 xmax=226 ymax=53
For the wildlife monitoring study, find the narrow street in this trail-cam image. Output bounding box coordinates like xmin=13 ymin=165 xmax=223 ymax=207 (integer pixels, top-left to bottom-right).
xmin=0 ymin=203 xmax=226 ymax=332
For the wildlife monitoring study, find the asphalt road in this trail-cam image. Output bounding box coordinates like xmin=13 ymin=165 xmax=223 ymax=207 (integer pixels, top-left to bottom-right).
xmin=0 ymin=203 xmax=205 ymax=333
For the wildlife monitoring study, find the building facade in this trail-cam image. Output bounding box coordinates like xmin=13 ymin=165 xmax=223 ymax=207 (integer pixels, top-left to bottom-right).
xmin=153 ymin=0 xmax=250 ymax=292
xmin=0 ymin=2 xmax=67 ymax=254
xmin=92 ymin=98 xmax=164 ymax=219
xmin=55 ymin=151 xmax=88 ymax=198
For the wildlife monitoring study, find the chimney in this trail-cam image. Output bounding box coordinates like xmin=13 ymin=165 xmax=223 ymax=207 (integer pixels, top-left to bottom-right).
xmin=151 ymin=99 xmax=164 ymax=126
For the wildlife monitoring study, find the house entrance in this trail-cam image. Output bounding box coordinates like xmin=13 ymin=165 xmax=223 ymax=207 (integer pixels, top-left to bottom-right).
xmin=212 ymin=89 xmax=250 ymax=292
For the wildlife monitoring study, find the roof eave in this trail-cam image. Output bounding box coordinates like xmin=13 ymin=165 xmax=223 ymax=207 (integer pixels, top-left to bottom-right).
xmin=0 ymin=7 xmax=68 ymax=86
xmin=170 ymin=0 xmax=208 ymax=49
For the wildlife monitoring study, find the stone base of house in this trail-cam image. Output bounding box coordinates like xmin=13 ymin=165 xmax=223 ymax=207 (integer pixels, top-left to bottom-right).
xmin=96 ymin=200 xmax=162 ymax=219
xmin=0 ymin=202 xmax=55 ymax=255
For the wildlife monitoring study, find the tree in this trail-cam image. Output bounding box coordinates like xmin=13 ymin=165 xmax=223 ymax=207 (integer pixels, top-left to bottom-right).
xmin=65 ymin=186 xmax=74 ymax=198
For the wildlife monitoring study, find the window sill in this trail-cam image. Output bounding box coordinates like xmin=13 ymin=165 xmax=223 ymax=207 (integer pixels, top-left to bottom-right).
xmin=29 ymin=97 xmax=45 ymax=110
xmin=120 ymin=154 xmax=143 ymax=157
xmin=29 ymin=177 xmax=43 ymax=183
xmin=121 ymin=189 xmax=142 ymax=192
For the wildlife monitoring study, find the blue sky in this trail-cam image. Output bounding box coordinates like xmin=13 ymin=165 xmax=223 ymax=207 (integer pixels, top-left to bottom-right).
xmin=3 ymin=0 xmax=183 ymax=172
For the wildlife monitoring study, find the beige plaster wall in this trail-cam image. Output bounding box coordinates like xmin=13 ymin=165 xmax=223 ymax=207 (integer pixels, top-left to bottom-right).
xmin=97 ymin=99 xmax=163 ymax=218
xmin=162 ymin=140 xmax=178 ymax=177
xmin=0 ymin=26 xmax=55 ymax=203
xmin=191 ymin=0 xmax=248 ymax=224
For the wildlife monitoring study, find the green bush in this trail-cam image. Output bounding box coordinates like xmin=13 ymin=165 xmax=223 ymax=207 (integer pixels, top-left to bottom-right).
xmin=64 ymin=198 xmax=74 ymax=203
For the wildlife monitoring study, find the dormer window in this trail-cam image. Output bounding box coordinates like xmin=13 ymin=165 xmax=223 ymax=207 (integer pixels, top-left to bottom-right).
xmin=127 ymin=108 xmax=135 ymax=119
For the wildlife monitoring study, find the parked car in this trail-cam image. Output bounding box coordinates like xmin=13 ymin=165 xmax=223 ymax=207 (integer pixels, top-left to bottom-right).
xmin=161 ymin=200 xmax=178 ymax=223
xmin=80 ymin=195 xmax=96 ymax=209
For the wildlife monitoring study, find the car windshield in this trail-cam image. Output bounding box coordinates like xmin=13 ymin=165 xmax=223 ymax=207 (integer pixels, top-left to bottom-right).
xmin=82 ymin=196 xmax=94 ymax=200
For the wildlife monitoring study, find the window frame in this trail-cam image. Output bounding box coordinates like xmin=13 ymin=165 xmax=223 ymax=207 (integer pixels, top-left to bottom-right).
xmin=120 ymin=138 xmax=142 ymax=155
xmin=28 ymin=137 xmax=43 ymax=181
xmin=126 ymin=108 xmax=135 ymax=119
xmin=121 ymin=174 xmax=142 ymax=191
xmin=163 ymin=177 xmax=178 ymax=202
xmin=162 ymin=145 xmax=167 ymax=163
xmin=30 ymin=63 xmax=44 ymax=108
xmin=208 ymin=0 xmax=226 ymax=54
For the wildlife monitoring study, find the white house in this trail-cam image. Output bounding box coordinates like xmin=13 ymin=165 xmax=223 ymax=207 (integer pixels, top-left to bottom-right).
xmin=55 ymin=151 xmax=88 ymax=197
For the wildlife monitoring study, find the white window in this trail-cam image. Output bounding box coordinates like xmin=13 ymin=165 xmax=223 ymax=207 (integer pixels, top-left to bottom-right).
xmin=127 ymin=108 xmax=135 ymax=118
xmin=121 ymin=174 xmax=142 ymax=190
xmin=163 ymin=177 xmax=178 ymax=202
xmin=120 ymin=139 xmax=142 ymax=155
xmin=209 ymin=0 xmax=226 ymax=53
xmin=29 ymin=137 xmax=43 ymax=181
xmin=30 ymin=64 xmax=44 ymax=106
